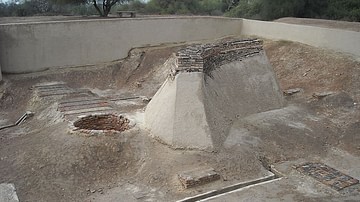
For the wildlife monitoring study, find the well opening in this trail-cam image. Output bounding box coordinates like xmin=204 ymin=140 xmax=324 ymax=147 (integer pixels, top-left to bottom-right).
xmin=73 ymin=114 xmax=131 ymax=132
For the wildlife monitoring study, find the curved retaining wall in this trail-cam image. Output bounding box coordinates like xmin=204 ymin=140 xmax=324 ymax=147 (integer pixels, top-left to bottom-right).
xmin=241 ymin=19 xmax=360 ymax=60
xmin=0 ymin=17 xmax=359 ymax=75
xmin=0 ymin=17 xmax=241 ymax=73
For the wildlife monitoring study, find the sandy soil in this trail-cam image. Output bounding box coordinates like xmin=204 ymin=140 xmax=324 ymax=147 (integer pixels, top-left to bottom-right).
xmin=275 ymin=17 xmax=360 ymax=32
xmin=264 ymin=40 xmax=360 ymax=154
xmin=0 ymin=38 xmax=359 ymax=201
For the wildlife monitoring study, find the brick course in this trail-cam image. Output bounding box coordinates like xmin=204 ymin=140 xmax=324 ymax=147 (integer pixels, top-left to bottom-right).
xmin=175 ymin=39 xmax=263 ymax=76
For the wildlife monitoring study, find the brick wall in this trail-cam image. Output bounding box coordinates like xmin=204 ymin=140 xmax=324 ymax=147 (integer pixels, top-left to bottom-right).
xmin=175 ymin=39 xmax=263 ymax=76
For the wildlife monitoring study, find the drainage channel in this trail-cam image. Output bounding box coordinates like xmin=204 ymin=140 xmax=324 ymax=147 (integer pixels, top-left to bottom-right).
xmin=177 ymin=172 xmax=282 ymax=202
xmin=0 ymin=111 xmax=34 ymax=131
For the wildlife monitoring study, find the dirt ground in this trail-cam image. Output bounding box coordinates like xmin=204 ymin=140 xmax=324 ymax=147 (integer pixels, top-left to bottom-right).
xmin=0 ymin=36 xmax=359 ymax=201
xmin=264 ymin=40 xmax=360 ymax=154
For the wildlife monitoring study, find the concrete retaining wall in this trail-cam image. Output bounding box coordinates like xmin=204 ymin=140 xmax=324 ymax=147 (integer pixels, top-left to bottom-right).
xmin=0 ymin=17 xmax=359 ymax=75
xmin=241 ymin=19 xmax=360 ymax=60
xmin=0 ymin=17 xmax=241 ymax=73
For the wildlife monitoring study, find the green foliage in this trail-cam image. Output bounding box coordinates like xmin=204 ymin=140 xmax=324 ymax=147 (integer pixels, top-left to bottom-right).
xmin=225 ymin=0 xmax=360 ymax=21
xmin=221 ymin=0 xmax=239 ymax=12
xmin=143 ymin=0 xmax=162 ymax=13
xmin=149 ymin=0 xmax=201 ymax=14
xmin=200 ymin=0 xmax=223 ymax=15
xmin=225 ymin=0 xmax=261 ymax=19
xmin=66 ymin=4 xmax=97 ymax=15
xmin=258 ymin=0 xmax=307 ymax=20
xmin=141 ymin=0 xmax=224 ymax=15
xmin=0 ymin=3 xmax=17 ymax=16
xmin=125 ymin=0 xmax=147 ymax=11
xmin=52 ymin=0 xmax=87 ymax=5
xmin=0 ymin=1 xmax=97 ymax=17
xmin=326 ymin=0 xmax=360 ymax=21
xmin=302 ymin=0 xmax=328 ymax=18
xmin=0 ymin=0 xmax=359 ymax=21
xmin=2 ymin=0 xmax=53 ymax=16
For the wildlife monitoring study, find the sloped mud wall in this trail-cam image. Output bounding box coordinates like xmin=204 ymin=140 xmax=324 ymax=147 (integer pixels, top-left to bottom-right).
xmin=145 ymin=39 xmax=284 ymax=150
xmin=203 ymin=53 xmax=284 ymax=148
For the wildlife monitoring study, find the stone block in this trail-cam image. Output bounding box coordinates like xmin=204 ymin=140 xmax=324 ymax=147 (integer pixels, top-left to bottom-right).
xmin=178 ymin=168 xmax=220 ymax=188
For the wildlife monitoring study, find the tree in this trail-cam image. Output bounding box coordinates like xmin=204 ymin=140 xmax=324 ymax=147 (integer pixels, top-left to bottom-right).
xmin=52 ymin=0 xmax=87 ymax=4
xmin=302 ymin=0 xmax=328 ymax=18
xmin=259 ymin=0 xmax=306 ymax=20
xmin=199 ymin=0 xmax=223 ymax=15
xmin=221 ymin=0 xmax=240 ymax=12
xmin=44 ymin=0 xmax=118 ymax=17
xmin=91 ymin=0 xmax=129 ymax=17
xmin=225 ymin=0 xmax=262 ymax=19
xmin=326 ymin=0 xmax=360 ymax=21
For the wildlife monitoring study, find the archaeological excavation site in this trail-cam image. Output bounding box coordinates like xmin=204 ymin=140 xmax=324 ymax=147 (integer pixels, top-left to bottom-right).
xmin=0 ymin=17 xmax=360 ymax=202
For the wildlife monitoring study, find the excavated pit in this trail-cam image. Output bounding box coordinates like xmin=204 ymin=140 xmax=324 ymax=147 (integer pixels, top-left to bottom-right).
xmin=73 ymin=114 xmax=131 ymax=132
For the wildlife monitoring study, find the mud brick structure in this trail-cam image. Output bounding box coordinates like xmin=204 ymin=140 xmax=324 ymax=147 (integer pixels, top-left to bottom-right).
xmin=175 ymin=39 xmax=263 ymax=76
xmin=178 ymin=168 xmax=220 ymax=189
xmin=296 ymin=162 xmax=359 ymax=191
xmin=146 ymin=38 xmax=284 ymax=150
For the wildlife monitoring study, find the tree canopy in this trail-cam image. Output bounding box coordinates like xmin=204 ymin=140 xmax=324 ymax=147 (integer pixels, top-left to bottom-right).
xmin=91 ymin=0 xmax=129 ymax=17
xmin=224 ymin=0 xmax=359 ymax=21
xmin=0 ymin=0 xmax=359 ymax=21
xmin=135 ymin=0 xmax=359 ymax=21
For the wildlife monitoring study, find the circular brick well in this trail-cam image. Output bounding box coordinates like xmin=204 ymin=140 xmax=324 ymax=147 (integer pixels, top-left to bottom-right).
xmin=73 ymin=114 xmax=131 ymax=132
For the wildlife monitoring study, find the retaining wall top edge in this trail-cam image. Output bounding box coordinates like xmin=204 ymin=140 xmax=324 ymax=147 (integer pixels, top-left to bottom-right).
xmin=0 ymin=16 xmax=243 ymax=26
xmin=242 ymin=18 xmax=360 ymax=34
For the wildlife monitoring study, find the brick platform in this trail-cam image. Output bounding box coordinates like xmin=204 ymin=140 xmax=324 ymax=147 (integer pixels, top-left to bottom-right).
xmin=296 ymin=162 xmax=359 ymax=191
xmin=178 ymin=167 xmax=220 ymax=188
xmin=175 ymin=39 xmax=263 ymax=76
